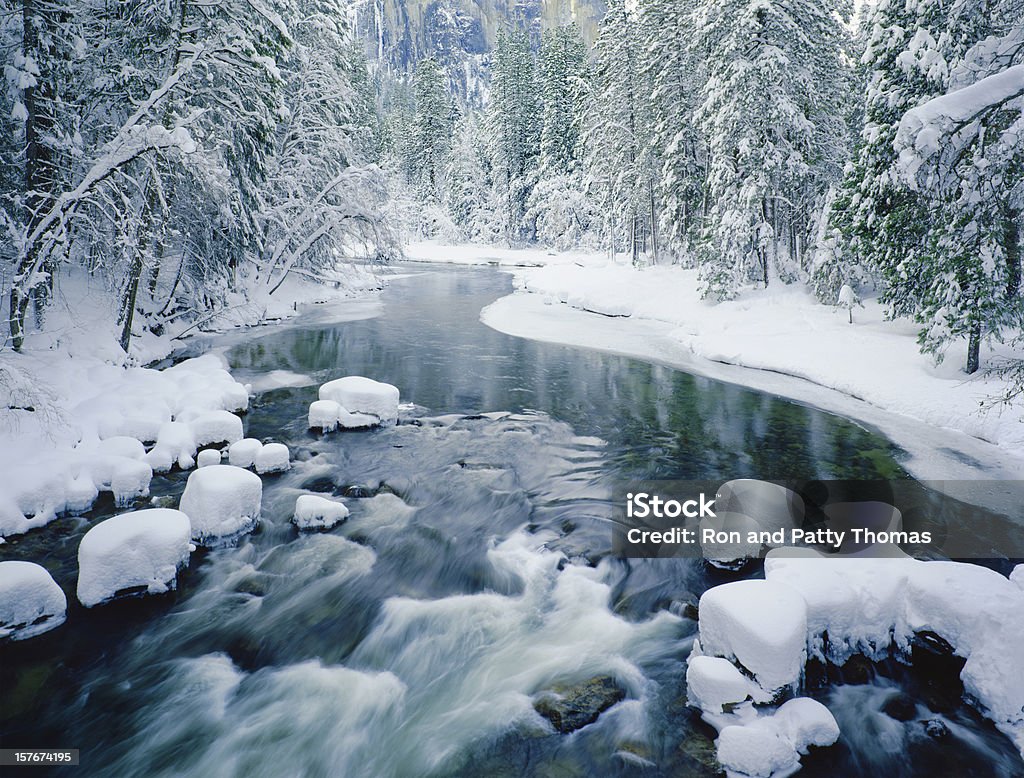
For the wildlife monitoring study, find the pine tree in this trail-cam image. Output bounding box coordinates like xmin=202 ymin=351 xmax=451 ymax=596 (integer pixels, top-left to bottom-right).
xmin=692 ymin=0 xmax=850 ymax=298
xmin=584 ymin=0 xmax=658 ymax=265
xmin=411 ymin=58 xmax=456 ymax=201
xmin=890 ymin=0 xmax=1024 ymax=372
xmin=487 ymin=27 xmax=542 ymax=242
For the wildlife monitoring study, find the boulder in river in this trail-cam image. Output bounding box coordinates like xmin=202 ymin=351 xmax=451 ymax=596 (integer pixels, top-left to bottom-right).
xmin=533 ymin=676 xmax=626 ymax=734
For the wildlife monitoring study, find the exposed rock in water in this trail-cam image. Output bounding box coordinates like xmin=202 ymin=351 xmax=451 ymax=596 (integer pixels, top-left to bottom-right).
xmin=533 ymin=676 xmax=626 ymax=734
xmin=924 ymin=719 xmax=951 ymax=740
xmin=882 ymin=692 xmax=918 ymax=722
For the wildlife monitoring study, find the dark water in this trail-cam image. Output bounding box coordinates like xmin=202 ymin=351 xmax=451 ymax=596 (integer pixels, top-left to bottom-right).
xmin=2 ymin=265 xmax=1021 ymax=777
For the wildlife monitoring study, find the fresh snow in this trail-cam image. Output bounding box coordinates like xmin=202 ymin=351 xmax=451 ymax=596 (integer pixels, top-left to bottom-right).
xmin=695 ymin=579 xmax=808 ymax=696
xmin=0 ymin=560 xmax=67 ymax=640
xmin=254 ymin=443 xmax=290 ymax=474
xmin=714 ymin=698 xmax=840 ymax=778
xmin=690 ymin=547 xmax=1024 ymax=762
xmin=0 ymin=353 xmax=252 ymax=538
xmin=186 ymin=410 xmax=244 ymax=447
xmin=293 ymin=494 xmax=350 ymax=530
xmin=197 ymin=449 xmax=222 ymax=467
xmin=76 ymin=508 xmax=194 ymax=607
xmin=686 ymin=655 xmax=759 ymax=712
xmin=458 ymin=244 xmax=1024 ymax=482
xmin=178 ymin=465 xmax=262 ymax=545
xmin=318 ymin=376 xmax=400 ymax=423
xmin=228 ymin=438 xmax=264 ymax=468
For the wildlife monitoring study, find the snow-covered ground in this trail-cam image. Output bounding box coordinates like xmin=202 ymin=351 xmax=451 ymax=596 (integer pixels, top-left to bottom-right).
xmin=0 ymin=268 xmax=386 ymax=540
xmin=403 ymin=241 xmax=1024 ymax=482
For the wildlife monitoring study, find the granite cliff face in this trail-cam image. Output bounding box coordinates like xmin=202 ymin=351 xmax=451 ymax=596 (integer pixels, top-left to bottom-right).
xmin=354 ymin=0 xmax=605 ymax=102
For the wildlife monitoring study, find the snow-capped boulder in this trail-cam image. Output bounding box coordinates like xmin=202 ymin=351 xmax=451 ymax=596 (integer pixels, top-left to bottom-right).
xmin=0 ymin=561 xmax=67 ymax=640
xmin=178 ymin=465 xmax=262 ymax=544
xmin=197 ymin=449 xmax=222 ymax=468
xmin=716 ymin=723 xmax=799 ymax=778
xmin=697 ymin=579 xmax=807 ymax=695
xmin=715 ymin=698 xmax=839 ymax=778
xmin=228 ymin=438 xmax=263 ymax=468
xmin=293 ymin=495 xmax=350 ymax=530
xmin=187 ymin=410 xmax=244 ymax=447
xmin=146 ymin=421 xmax=199 ymax=472
xmin=254 ymin=443 xmax=290 ymax=474
xmin=318 ymin=376 xmax=400 ymax=423
xmin=308 ymin=400 xmax=342 ymax=432
xmin=686 ymin=655 xmax=757 ymax=712
xmin=65 ymin=474 xmax=99 ymax=513
xmin=76 ymin=508 xmax=194 ymax=607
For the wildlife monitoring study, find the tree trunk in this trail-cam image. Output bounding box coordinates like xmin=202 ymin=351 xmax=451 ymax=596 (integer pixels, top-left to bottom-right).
xmin=119 ymin=249 xmax=144 ymax=354
xmin=1005 ymin=206 xmax=1020 ymax=300
xmin=11 ymin=0 xmax=53 ymax=351
xmin=966 ymin=320 xmax=981 ymax=374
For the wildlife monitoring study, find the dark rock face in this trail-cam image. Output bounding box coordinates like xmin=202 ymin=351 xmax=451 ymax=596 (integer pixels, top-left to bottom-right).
xmin=533 ymin=676 xmax=626 ymax=734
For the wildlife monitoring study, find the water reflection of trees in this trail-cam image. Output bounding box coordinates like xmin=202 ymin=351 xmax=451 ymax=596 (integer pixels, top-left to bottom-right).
xmin=229 ymin=268 xmax=907 ymax=482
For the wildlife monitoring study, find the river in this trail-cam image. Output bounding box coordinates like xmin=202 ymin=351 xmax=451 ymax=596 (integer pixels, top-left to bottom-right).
xmin=1 ymin=264 xmax=1021 ymax=776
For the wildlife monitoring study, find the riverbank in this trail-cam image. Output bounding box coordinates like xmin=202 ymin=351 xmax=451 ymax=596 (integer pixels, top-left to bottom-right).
xmin=0 ymin=267 xmax=385 ymax=539
xmin=405 ymin=241 xmax=1024 ymax=482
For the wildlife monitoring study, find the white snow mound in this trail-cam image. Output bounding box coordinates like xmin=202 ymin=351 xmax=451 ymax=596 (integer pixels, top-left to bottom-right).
xmin=197 ymin=449 xmax=222 ymax=468
xmin=254 ymin=443 xmax=290 ymax=474
xmin=228 ymin=438 xmax=263 ymax=468
xmin=293 ymin=494 xmax=350 ymax=530
xmin=318 ymin=376 xmax=400 ymax=423
xmin=0 ymin=561 xmax=67 ymax=640
xmin=76 ymin=508 xmax=194 ymax=607
xmin=179 ymin=465 xmax=262 ymax=544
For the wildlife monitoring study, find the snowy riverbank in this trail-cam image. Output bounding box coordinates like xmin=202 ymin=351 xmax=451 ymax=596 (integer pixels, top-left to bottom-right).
xmin=0 ymin=268 xmax=385 ymax=539
xmin=406 ymin=241 xmax=1024 ymax=482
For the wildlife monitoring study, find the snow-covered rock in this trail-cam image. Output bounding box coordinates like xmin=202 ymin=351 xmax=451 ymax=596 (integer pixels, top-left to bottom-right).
xmin=0 ymin=355 xmax=253 ymax=539
xmin=146 ymin=421 xmax=199 ymax=472
xmin=686 ymin=655 xmax=757 ymax=712
xmin=716 ymin=722 xmax=799 ymax=778
xmin=715 ymin=698 xmax=839 ymax=778
xmin=308 ymin=400 xmax=342 ymax=432
xmin=696 ymin=579 xmax=807 ymax=695
xmin=76 ymin=508 xmax=194 ymax=607
xmin=197 ymin=449 xmax=222 ymax=468
xmin=293 ymin=494 xmax=350 ymax=530
xmin=178 ymin=465 xmax=262 ymax=544
xmin=187 ymin=410 xmax=244 ymax=447
xmin=228 ymin=438 xmax=263 ymax=468
xmin=253 ymin=443 xmax=290 ymax=474
xmin=318 ymin=376 xmax=400 ymax=423
xmin=0 ymin=561 xmax=67 ymax=640
xmin=692 ymin=548 xmax=1024 ymax=763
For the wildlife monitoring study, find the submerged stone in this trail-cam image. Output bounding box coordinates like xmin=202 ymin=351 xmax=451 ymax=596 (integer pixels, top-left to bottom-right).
xmin=533 ymin=676 xmax=626 ymax=734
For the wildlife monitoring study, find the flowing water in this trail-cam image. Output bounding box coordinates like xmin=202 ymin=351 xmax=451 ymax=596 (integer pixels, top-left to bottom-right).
xmin=2 ymin=265 xmax=1022 ymax=777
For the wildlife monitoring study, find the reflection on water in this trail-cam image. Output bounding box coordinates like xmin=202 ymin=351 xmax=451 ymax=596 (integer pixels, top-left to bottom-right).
xmin=1 ymin=266 xmax=1020 ymax=777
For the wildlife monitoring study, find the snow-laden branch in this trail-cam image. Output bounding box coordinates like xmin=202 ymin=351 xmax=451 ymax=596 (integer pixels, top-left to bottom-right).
xmin=895 ymin=63 xmax=1024 ymax=186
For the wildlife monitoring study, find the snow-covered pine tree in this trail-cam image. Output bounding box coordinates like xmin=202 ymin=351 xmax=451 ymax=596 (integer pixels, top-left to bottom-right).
xmin=692 ymin=0 xmax=850 ymax=299
xmin=639 ymin=0 xmax=705 ymax=262
xmin=444 ymin=112 xmax=494 ymax=240
xmin=257 ymin=1 xmax=393 ymax=296
xmin=584 ymin=0 xmax=658 ymax=265
xmin=528 ymin=25 xmax=594 ymax=248
xmin=487 ymin=27 xmax=542 ymax=242
xmin=821 ymin=0 xmax=946 ymax=312
xmin=411 ymin=57 xmax=457 ymax=202
xmin=891 ymin=0 xmax=1024 ymax=373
